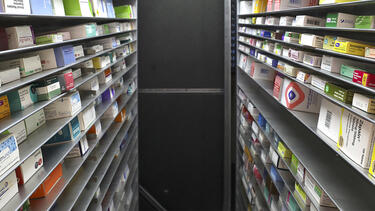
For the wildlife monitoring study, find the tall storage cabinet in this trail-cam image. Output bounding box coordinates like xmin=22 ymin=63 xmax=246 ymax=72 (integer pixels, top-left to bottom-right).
xmin=0 ymin=0 xmax=138 ymax=210
xmin=236 ymin=1 xmax=375 ymax=211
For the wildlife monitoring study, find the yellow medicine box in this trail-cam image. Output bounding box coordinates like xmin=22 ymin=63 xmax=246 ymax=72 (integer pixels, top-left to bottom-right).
xmin=333 ymin=40 xmax=372 ymax=57
xmin=0 ymin=96 xmax=10 ymax=120
xmin=277 ymin=141 xmax=292 ymax=159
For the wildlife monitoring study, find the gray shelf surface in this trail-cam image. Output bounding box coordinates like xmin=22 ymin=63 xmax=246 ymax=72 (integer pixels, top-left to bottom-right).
xmin=237 ymin=0 xmax=375 ymax=17
xmin=237 ymin=70 xmax=375 ymax=211
xmin=0 ymin=60 xmax=136 ymax=186
xmin=8 ymin=71 xmax=137 ymax=211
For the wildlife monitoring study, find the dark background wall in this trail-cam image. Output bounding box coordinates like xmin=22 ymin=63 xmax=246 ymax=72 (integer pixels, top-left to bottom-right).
xmin=138 ymin=0 xmax=225 ymax=210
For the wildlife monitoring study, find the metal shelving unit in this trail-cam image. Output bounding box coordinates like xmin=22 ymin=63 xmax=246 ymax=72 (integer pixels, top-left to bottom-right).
xmin=236 ymin=1 xmax=375 ymax=211
xmin=0 ymin=1 xmax=139 ymax=210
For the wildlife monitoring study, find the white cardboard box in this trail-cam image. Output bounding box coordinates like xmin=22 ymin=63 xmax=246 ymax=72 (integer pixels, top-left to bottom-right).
xmin=269 ymin=147 xmax=288 ymax=170
xmin=279 ymin=16 xmax=294 ymax=26
xmin=339 ymin=110 xmax=375 ymax=168
xmin=103 ymin=102 xmax=118 ymax=119
xmin=38 ymin=48 xmax=58 ymax=70
xmin=300 ymin=34 xmax=324 ymax=48
xmin=79 ymin=77 xmax=99 ymax=92
xmin=44 ymin=91 xmax=82 ymax=120
xmin=73 ymin=45 xmax=85 ymax=59
xmin=289 ymin=49 xmax=305 ymax=62
xmin=295 ymin=15 xmax=325 ymax=27
xmin=320 ymin=55 xmax=348 ymax=73
xmin=25 ymin=109 xmax=46 ymax=135
xmin=72 ymin=68 xmax=82 ymax=80
xmin=305 ymin=171 xmax=336 ymax=207
xmin=249 ymin=62 xmax=275 ymax=81
xmin=5 ymin=26 xmax=34 ymax=49
xmin=51 ymin=0 xmax=65 ymax=16
xmin=0 ymin=134 xmax=19 ymax=177
xmin=352 ymin=93 xmax=375 ymax=114
xmin=3 ymin=0 xmax=31 ymax=14
xmin=0 ymin=67 xmax=20 ymax=85
xmin=296 ymin=71 xmax=312 ymax=84
xmin=281 ymin=78 xmax=321 ymax=113
xmin=16 ymin=148 xmax=43 ymax=184
xmin=317 ymin=99 xmax=343 ymax=143
xmin=78 ymin=104 xmax=96 ymax=131
xmin=311 ymin=75 xmax=329 ymax=91
xmin=0 ymin=171 xmax=18 ymax=210
xmin=66 ymin=135 xmax=89 ymax=158
xmin=5 ymin=120 xmax=27 ymax=144
xmin=284 ymin=64 xmax=301 ymax=77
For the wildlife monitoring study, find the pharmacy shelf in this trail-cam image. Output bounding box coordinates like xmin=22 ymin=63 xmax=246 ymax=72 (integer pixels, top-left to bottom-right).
xmin=0 ymin=13 xmax=136 ymax=27
xmin=117 ymin=166 xmax=138 ymax=211
xmin=0 ymin=61 xmax=136 ymax=185
xmin=238 ymin=63 xmax=375 ymax=187
xmin=240 ymin=168 xmax=269 ymax=211
xmin=238 ymin=31 xmax=375 ymax=64
xmin=28 ymin=99 xmax=138 ymax=211
xmin=238 ymin=23 xmax=375 ymax=34
xmin=237 ymin=70 xmax=375 ymax=211
xmin=0 ymin=29 xmax=136 ymax=58
xmin=237 ymin=0 xmax=375 ymax=17
xmin=0 ymin=39 xmax=136 ymax=95
xmin=72 ymin=124 xmax=138 ymax=211
xmin=52 ymin=103 xmax=138 ymax=211
xmin=237 ymin=41 xmax=375 ymax=95
xmin=6 ymin=72 xmax=137 ymax=211
xmin=0 ymin=45 xmax=136 ymax=142
xmin=236 ymin=46 xmax=375 ymax=127
xmin=239 ymin=92 xmax=339 ymax=211
xmin=102 ymin=149 xmax=138 ymax=211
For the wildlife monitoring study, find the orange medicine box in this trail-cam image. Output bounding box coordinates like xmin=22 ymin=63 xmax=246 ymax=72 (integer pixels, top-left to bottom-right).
xmin=0 ymin=95 xmax=10 ymax=120
xmin=30 ymin=163 xmax=62 ymax=199
xmin=115 ymin=108 xmax=126 ymax=122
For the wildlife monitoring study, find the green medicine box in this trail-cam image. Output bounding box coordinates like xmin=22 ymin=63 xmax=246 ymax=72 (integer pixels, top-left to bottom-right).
xmin=326 ymin=13 xmax=356 ymax=28
xmin=355 ymin=16 xmax=375 ymax=29
xmin=340 ymin=64 xmax=366 ymax=79
xmin=324 ymin=82 xmax=355 ymax=104
xmin=114 ymin=5 xmax=133 ymax=19
xmin=35 ymin=77 xmax=62 ymax=101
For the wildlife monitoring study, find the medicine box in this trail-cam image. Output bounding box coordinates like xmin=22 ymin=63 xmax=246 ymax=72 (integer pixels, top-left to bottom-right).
xmin=340 ymin=64 xmax=366 ymax=79
xmin=0 ymin=67 xmax=20 ymax=85
xmin=5 ymin=26 xmax=34 ymax=49
xmin=66 ymin=135 xmax=89 ymax=158
xmin=352 ymin=93 xmax=375 ymax=114
xmin=273 ymin=75 xmax=284 ymax=101
xmin=333 ymin=40 xmax=371 ymax=57
xmin=275 ymin=0 xmax=317 ymax=11
xmin=269 ymin=147 xmax=287 ymax=170
xmin=250 ymin=62 xmax=275 ymax=81
xmin=326 ymin=13 xmax=356 ymax=28
xmin=304 ymin=171 xmax=336 ymax=207
xmin=294 ymin=183 xmax=310 ymax=206
xmin=303 ymin=53 xmax=322 ymax=67
xmin=93 ymin=56 xmax=110 ymax=69
xmin=0 ymin=171 xmax=18 ymax=210
xmin=1 ymin=55 xmax=42 ymax=78
xmin=60 ymin=23 xmax=97 ymax=39
xmin=55 ymin=69 xmax=74 ymax=92
xmin=52 ymin=0 xmax=65 ymax=16
xmin=321 ymin=55 xmax=348 ymax=73
xmin=87 ymin=120 xmax=102 ymax=138
xmin=300 ymin=34 xmax=324 ymax=48
xmin=115 ymin=108 xmax=126 ymax=122
xmin=353 ymin=70 xmax=375 ymax=88
xmin=46 ymin=116 xmax=80 ymax=145
xmin=103 ymin=101 xmax=118 ymax=119
xmin=30 ymin=163 xmax=62 ymax=199
xmin=54 ymin=45 xmax=76 ymax=66
xmin=25 ymin=109 xmax=46 ymax=135
xmin=295 ymin=15 xmax=325 ymax=27
xmin=270 ymin=165 xmax=283 ymax=184
xmin=0 ymin=95 xmax=10 ymax=120
xmin=35 ymin=34 xmax=63 ymax=45
xmin=114 ymin=5 xmax=134 ymax=18
xmin=277 ymin=141 xmax=291 ymax=159
xmin=284 ymin=64 xmax=301 ymax=77
xmin=79 ymin=77 xmax=99 ymax=92
xmin=106 ymin=0 xmax=116 ymax=18
xmin=281 ymin=78 xmax=321 ymax=113
xmin=78 ymin=104 xmax=96 ymax=131
xmin=288 ymin=49 xmax=305 ymax=62
xmin=290 ymin=154 xmax=305 ymax=184
xmin=84 ymin=45 xmax=104 ymax=55
xmin=365 ymin=47 xmax=375 ymax=59
xmin=323 ymin=35 xmax=336 ymax=50
xmin=324 ymin=82 xmax=354 ymax=103
xmin=2 ymin=121 xmax=27 ymax=144
xmin=35 ymin=77 xmax=62 ymax=101
xmin=98 ymin=68 xmax=112 ymax=84
xmin=355 ymin=16 xmax=375 ymax=29
xmin=72 ymin=68 xmax=81 ymax=80
xmin=30 ymin=0 xmax=53 ymax=15
xmin=44 ymin=91 xmax=81 ymax=120
xmin=296 ymin=71 xmax=312 ymax=84
xmin=284 ymin=32 xmax=300 ymax=44
xmin=16 ymin=148 xmax=43 ymax=184
xmin=38 ymin=48 xmax=58 ymax=70
xmin=311 ymin=75 xmax=329 ymax=91
xmin=0 ymin=134 xmax=19 ymax=177
xmin=63 ymin=0 xmax=93 ymax=17
xmin=320 ymin=0 xmax=360 ymax=4
xmin=317 ymin=99 xmax=343 ymax=143
xmin=57 ymin=31 xmax=70 ymax=41
xmin=73 ymin=45 xmax=84 ymax=59
xmin=280 ymin=16 xmax=294 ymax=26
xmin=338 ymin=110 xmax=375 ymax=168
xmin=7 ymin=84 xmax=38 ymax=113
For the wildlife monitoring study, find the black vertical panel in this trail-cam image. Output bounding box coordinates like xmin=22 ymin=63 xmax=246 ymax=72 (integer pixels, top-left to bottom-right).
xmin=139 ymin=0 xmax=224 ymax=89
xmin=139 ymin=94 xmax=224 ymax=210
